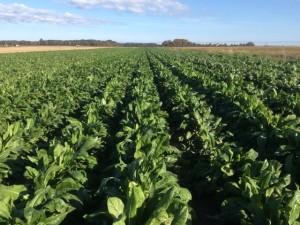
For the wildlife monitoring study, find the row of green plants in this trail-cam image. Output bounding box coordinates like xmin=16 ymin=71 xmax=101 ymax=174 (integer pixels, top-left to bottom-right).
xmin=0 ymin=51 xmax=135 ymax=186
xmin=0 ymin=48 xmax=141 ymax=224
xmin=161 ymin=49 xmax=300 ymax=116
xmin=152 ymin=50 xmax=300 ymax=184
xmin=0 ymin=49 xmax=139 ymax=224
xmin=147 ymin=51 xmax=300 ymax=224
xmin=87 ymin=55 xmax=192 ymax=225
xmin=173 ymin=49 xmax=299 ymax=91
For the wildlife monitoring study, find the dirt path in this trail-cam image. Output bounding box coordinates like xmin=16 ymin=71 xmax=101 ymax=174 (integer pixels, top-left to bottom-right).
xmin=0 ymin=46 xmax=112 ymax=54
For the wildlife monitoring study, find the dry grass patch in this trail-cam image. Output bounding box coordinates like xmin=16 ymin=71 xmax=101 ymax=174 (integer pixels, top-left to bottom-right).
xmin=172 ymin=46 xmax=300 ymax=60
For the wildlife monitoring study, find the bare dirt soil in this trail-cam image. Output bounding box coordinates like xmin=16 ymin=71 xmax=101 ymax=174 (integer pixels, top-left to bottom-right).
xmin=0 ymin=46 xmax=111 ymax=54
xmin=172 ymin=46 xmax=300 ymax=59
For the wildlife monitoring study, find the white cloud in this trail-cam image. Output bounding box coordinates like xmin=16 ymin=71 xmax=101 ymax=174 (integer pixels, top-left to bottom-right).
xmin=65 ymin=0 xmax=189 ymax=15
xmin=0 ymin=3 xmax=110 ymax=25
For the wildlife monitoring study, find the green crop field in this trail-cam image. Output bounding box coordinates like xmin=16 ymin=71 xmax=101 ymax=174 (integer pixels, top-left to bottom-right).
xmin=0 ymin=48 xmax=299 ymax=225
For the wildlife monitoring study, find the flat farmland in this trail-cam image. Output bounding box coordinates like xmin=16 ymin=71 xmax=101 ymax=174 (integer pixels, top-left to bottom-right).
xmin=0 ymin=45 xmax=111 ymax=54
xmin=1 ymin=46 xmax=300 ymax=59
xmin=0 ymin=48 xmax=299 ymax=225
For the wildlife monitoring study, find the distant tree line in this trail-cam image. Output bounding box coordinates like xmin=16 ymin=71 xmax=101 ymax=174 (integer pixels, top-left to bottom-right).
xmin=0 ymin=38 xmax=255 ymax=47
xmin=0 ymin=39 xmax=159 ymax=47
xmin=162 ymin=39 xmax=255 ymax=47
xmin=0 ymin=40 xmax=37 ymax=46
xmin=0 ymin=39 xmax=120 ymax=46
xmin=38 ymin=39 xmax=121 ymax=46
xmin=0 ymin=39 xmax=121 ymax=47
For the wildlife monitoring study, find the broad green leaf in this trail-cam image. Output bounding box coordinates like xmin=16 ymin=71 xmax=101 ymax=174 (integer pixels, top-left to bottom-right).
xmin=24 ymin=166 xmax=39 ymax=180
xmin=67 ymin=117 xmax=82 ymax=126
xmin=258 ymin=170 xmax=272 ymax=190
xmin=243 ymin=149 xmax=258 ymax=161
xmin=26 ymin=188 xmax=50 ymax=208
xmin=27 ymin=155 xmax=39 ymax=164
xmin=45 ymin=212 xmax=72 ymax=225
xmin=79 ymin=137 xmax=101 ymax=152
xmin=0 ymin=197 xmax=12 ymax=220
xmin=157 ymin=187 xmax=176 ymax=210
xmin=171 ymin=206 xmax=189 ymax=225
xmin=43 ymin=199 xmax=75 ymax=225
xmin=0 ymin=163 xmax=10 ymax=177
xmin=53 ymin=144 xmax=65 ymax=162
xmin=37 ymin=149 xmax=50 ymax=166
xmin=86 ymin=155 xmax=98 ymax=169
xmin=107 ymin=197 xmax=124 ymax=220
xmin=0 ymin=185 xmax=27 ymax=201
xmin=68 ymin=170 xmax=88 ymax=184
xmin=56 ymin=177 xmax=82 ymax=193
xmin=265 ymin=187 xmax=274 ymax=198
xmin=12 ymin=122 xmax=21 ymax=135
xmin=287 ymin=191 xmax=300 ymax=224
xmin=129 ymin=182 xmax=145 ymax=208
xmin=127 ymin=182 xmax=145 ymax=219
xmin=177 ymin=188 xmax=192 ymax=202
xmin=24 ymin=208 xmax=45 ymax=225
xmin=241 ymin=176 xmax=259 ymax=198
xmin=145 ymin=209 xmax=170 ymax=225
xmin=42 ymin=165 xmax=63 ymax=187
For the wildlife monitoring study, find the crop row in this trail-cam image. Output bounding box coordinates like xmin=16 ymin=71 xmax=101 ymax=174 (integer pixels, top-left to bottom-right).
xmin=87 ymin=54 xmax=191 ymax=224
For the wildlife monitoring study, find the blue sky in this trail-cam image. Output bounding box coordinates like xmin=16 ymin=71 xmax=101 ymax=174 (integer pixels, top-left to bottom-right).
xmin=0 ymin=0 xmax=299 ymax=44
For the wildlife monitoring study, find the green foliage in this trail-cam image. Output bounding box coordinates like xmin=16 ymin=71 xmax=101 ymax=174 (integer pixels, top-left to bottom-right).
xmin=0 ymin=48 xmax=299 ymax=225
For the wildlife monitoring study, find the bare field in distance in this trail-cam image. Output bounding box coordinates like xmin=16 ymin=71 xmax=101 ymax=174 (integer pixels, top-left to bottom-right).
xmin=172 ymin=46 xmax=300 ymax=60
xmin=0 ymin=46 xmax=112 ymax=54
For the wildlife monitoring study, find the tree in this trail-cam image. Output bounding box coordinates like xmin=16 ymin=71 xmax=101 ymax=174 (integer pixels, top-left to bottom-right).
xmin=245 ymin=42 xmax=255 ymax=46
xmin=162 ymin=40 xmax=173 ymax=47
xmin=162 ymin=39 xmax=195 ymax=47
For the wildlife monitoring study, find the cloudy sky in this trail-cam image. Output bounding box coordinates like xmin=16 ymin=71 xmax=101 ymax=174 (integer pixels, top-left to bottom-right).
xmin=0 ymin=0 xmax=299 ymax=44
